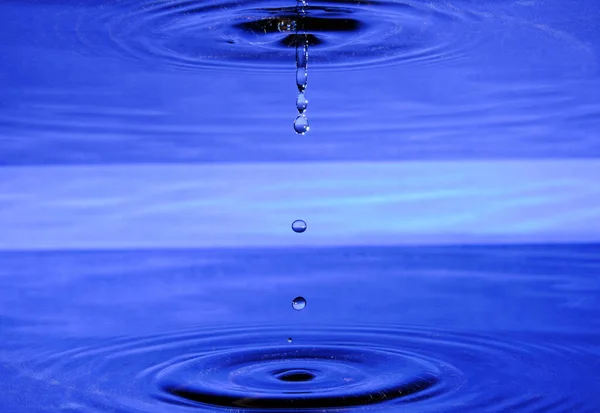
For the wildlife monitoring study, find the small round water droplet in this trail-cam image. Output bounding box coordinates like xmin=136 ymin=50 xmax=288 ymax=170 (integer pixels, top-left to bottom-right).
xmin=292 ymin=296 xmax=306 ymax=311
xmin=287 ymin=337 xmax=293 ymax=343
xmin=291 ymin=219 xmax=307 ymax=233
xmin=294 ymin=115 xmax=309 ymax=134
xmin=296 ymin=93 xmax=308 ymax=113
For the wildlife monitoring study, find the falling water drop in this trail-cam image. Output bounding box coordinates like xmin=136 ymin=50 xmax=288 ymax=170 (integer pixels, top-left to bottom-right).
xmin=292 ymin=296 xmax=307 ymax=311
xmin=291 ymin=219 xmax=307 ymax=233
xmin=293 ymin=115 xmax=309 ymax=134
xmin=296 ymin=43 xmax=308 ymax=71
xmin=296 ymin=93 xmax=308 ymax=113
xmin=296 ymin=68 xmax=308 ymax=92
xmin=287 ymin=337 xmax=293 ymax=343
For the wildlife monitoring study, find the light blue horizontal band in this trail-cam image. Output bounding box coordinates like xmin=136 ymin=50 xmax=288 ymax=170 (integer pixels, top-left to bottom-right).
xmin=1 ymin=160 xmax=598 ymax=249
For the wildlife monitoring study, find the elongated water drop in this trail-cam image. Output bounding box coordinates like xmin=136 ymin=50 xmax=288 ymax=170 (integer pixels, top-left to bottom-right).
xmin=292 ymin=296 xmax=306 ymax=311
xmin=296 ymin=43 xmax=308 ymax=70
xmin=291 ymin=219 xmax=307 ymax=233
xmin=294 ymin=115 xmax=309 ymax=134
xmin=296 ymin=68 xmax=308 ymax=92
xmin=296 ymin=93 xmax=308 ymax=113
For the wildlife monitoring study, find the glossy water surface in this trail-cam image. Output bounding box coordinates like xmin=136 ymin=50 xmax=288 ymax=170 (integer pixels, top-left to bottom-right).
xmin=1 ymin=0 xmax=600 ymax=411
xmin=1 ymin=246 xmax=599 ymax=412
xmin=1 ymin=0 xmax=600 ymax=163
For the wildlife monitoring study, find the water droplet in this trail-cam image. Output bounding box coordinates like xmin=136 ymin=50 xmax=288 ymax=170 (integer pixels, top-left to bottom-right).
xmin=294 ymin=115 xmax=309 ymax=134
xmin=296 ymin=68 xmax=307 ymax=92
xmin=292 ymin=296 xmax=306 ymax=311
xmin=291 ymin=219 xmax=307 ymax=233
xmin=296 ymin=93 xmax=308 ymax=113
xmin=296 ymin=42 xmax=308 ymax=69
xmin=287 ymin=337 xmax=293 ymax=343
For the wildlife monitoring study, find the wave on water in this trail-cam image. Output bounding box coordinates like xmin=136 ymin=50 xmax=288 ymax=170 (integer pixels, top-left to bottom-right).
xmin=80 ymin=0 xmax=485 ymax=72
xmin=29 ymin=323 xmax=598 ymax=412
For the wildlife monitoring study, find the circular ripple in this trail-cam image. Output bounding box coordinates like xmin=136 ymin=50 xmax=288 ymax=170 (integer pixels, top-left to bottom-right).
xmin=83 ymin=0 xmax=483 ymax=72
xmin=156 ymin=346 xmax=440 ymax=408
xmin=30 ymin=324 xmax=596 ymax=412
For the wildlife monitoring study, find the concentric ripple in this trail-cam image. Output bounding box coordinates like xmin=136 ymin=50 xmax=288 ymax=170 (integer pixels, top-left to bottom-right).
xmin=28 ymin=323 xmax=599 ymax=412
xmin=155 ymin=346 xmax=441 ymax=408
xmin=82 ymin=0 xmax=484 ymax=71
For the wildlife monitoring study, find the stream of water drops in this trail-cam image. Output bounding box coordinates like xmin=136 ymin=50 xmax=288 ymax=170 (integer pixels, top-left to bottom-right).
xmin=294 ymin=0 xmax=310 ymax=134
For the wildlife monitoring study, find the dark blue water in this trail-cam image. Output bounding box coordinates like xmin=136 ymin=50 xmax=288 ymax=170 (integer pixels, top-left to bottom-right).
xmin=1 ymin=0 xmax=600 ymax=411
xmin=1 ymin=0 xmax=600 ymax=163
xmin=1 ymin=247 xmax=599 ymax=411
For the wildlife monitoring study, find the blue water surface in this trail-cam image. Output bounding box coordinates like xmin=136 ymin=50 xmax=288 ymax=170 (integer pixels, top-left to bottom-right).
xmin=1 ymin=0 xmax=600 ymax=411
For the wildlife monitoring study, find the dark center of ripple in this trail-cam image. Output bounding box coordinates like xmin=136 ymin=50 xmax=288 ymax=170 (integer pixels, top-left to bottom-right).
xmin=234 ymin=9 xmax=361 ymax=37
xmin=154 ymin=345 xmax=442 ymax=408
xmin=275 ymin=368 xmax=317 ymax=382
